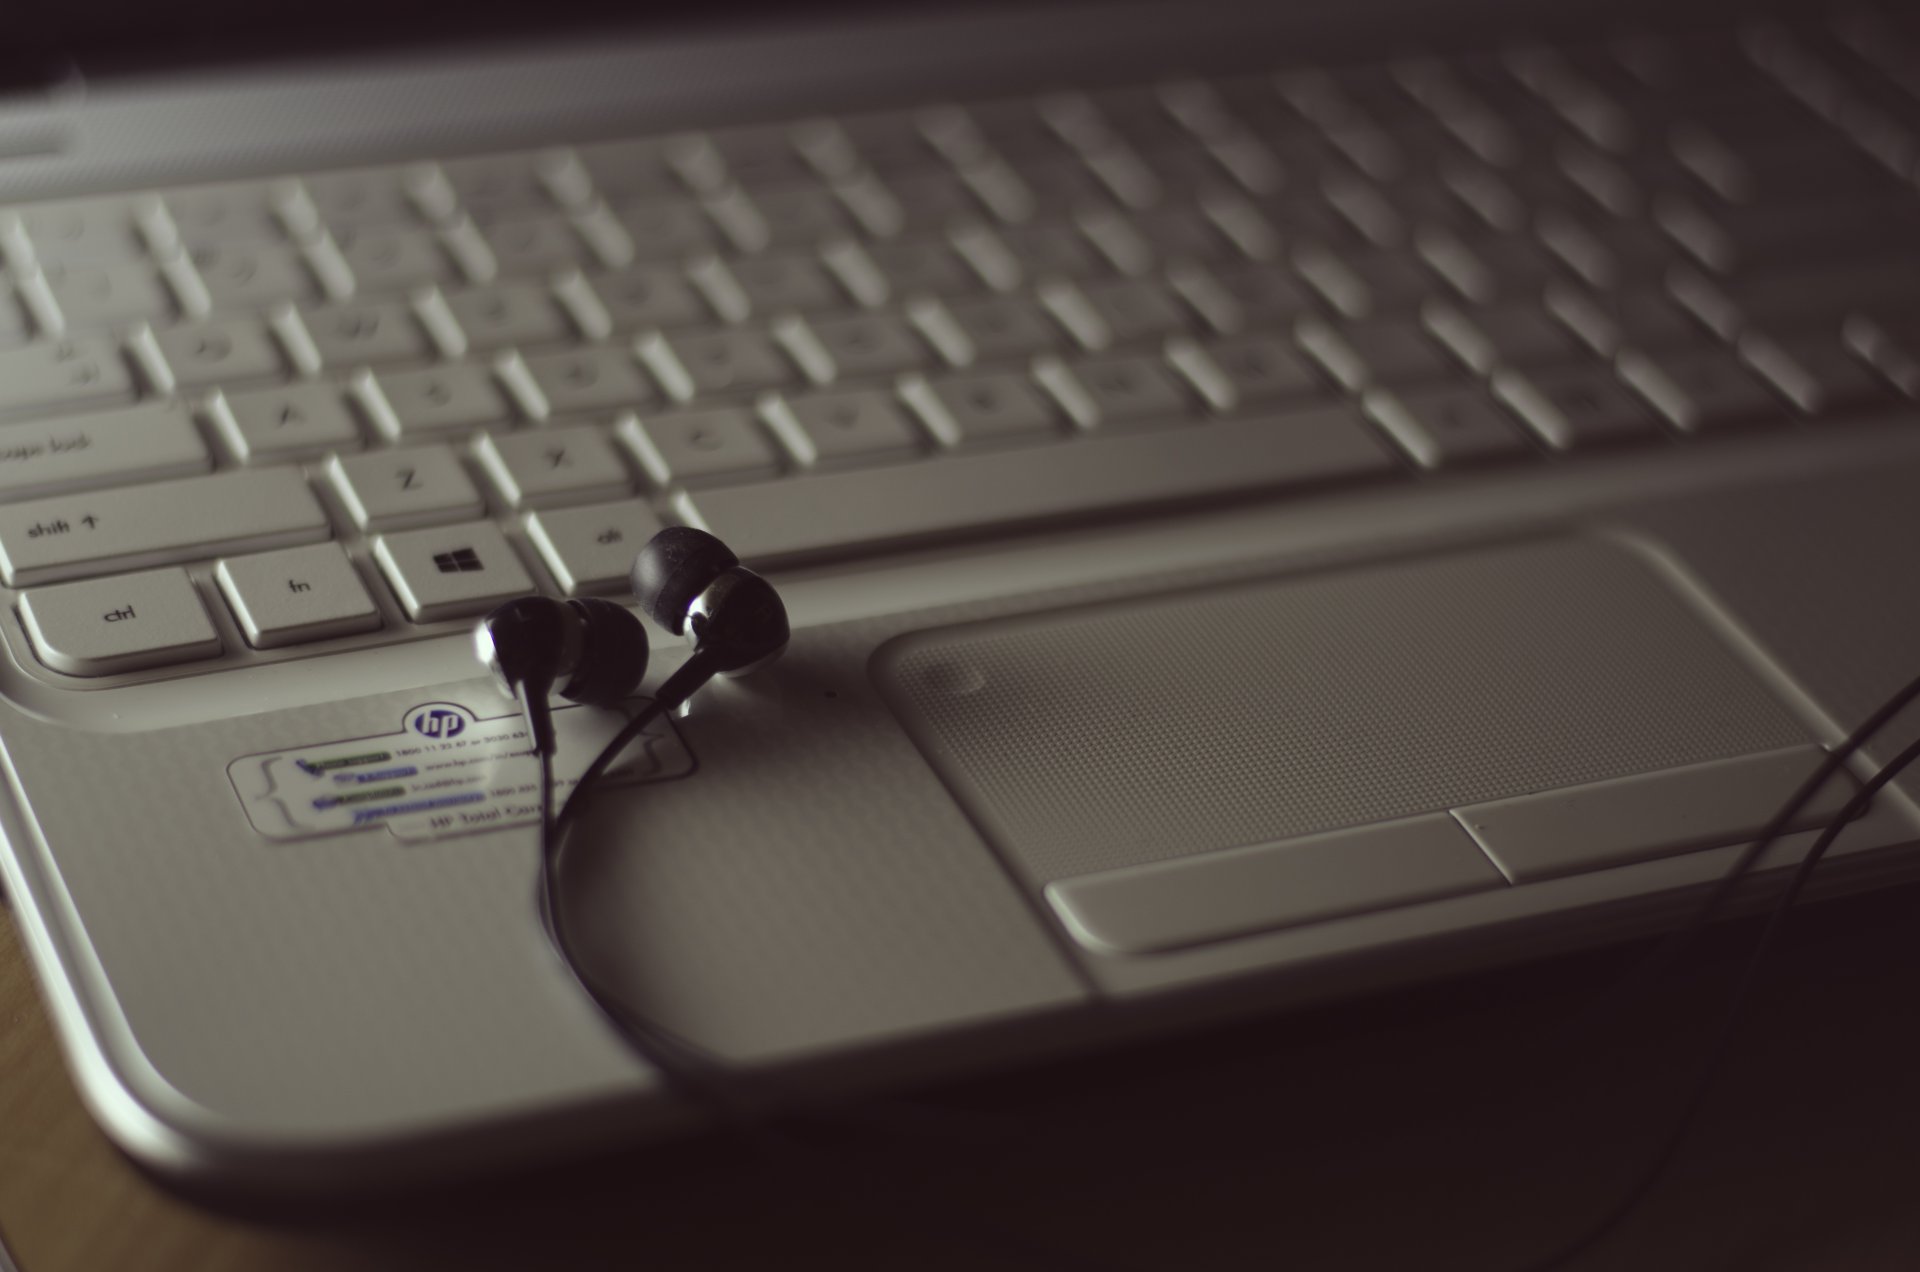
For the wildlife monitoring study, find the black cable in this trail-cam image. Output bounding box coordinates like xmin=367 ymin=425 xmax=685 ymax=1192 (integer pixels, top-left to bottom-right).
xmin=1520 ymin=732 xmax=1920 ymax=1272
xmin=540 ymin=667 xmax=1920 ymax=1272
xmin=1598 ymin=670 xmax=1920 ymax=1012
xmin=1523 ymin=673 xmax=1920 ymax=1262
xmin=529 ymin=709 xmax=755 ymax=1123
xmin=555 ymin=652 xmax=719 ymax=833
xmin=531 ymin=688 xmax=1133 ymax=1272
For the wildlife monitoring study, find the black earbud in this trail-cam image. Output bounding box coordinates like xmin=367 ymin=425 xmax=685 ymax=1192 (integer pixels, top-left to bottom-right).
xmin=474 ymin=529 xmax=786 ymax=754
xmin=633 ymin=527 xmax=790 ymax=692
xmin=476 ymin=597 xmax=649 ymax=756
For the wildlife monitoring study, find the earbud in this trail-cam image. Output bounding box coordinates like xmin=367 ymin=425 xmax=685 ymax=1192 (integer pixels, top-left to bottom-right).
xmin=476 ymin=597 xmax=649 ymax=756
xmin=474 ymin=529 xmax=786 ymax=755
xmin=632 ymin=527 xmax=790 ymax=680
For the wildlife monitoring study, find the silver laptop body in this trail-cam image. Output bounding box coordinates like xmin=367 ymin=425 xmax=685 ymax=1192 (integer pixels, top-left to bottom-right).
xmin=2 ymin=0 xmax=1919 ymax=1194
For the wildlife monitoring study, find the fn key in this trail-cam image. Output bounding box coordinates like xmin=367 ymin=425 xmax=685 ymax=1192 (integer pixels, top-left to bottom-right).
xmin=20 ymin=568 xmax=220 ymax=675
xmin=216 ymin=544 xmax=381 ymax=648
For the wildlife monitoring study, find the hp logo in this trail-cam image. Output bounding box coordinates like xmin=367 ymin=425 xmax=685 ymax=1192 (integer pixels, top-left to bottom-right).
xmin=410 ymin=707 xmax=467 ymax=739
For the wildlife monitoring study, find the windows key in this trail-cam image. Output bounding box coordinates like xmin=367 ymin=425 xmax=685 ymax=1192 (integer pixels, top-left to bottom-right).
xmin=370 ymin=521 xmax=536 ymax=622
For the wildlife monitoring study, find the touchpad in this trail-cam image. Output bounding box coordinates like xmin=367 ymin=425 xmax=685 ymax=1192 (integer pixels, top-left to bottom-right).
xmin=875 ymin=536 xmax=1841 ymax=955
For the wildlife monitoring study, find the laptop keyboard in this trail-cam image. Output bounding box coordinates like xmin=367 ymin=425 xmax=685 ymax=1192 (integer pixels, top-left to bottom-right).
xmin=1 ymin=15 xmax=1918 ymax=680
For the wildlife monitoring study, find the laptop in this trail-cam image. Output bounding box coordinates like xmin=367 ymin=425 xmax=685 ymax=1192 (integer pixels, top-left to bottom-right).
xmin=2 ymin=0 xmax=1919 ymax=1198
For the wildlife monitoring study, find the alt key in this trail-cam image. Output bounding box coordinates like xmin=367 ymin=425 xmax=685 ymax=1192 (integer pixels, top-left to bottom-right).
xmin=19 ymin=568 xmax=221 ymax=676
xmin=216 ymin=543 xmax=383 ymax=649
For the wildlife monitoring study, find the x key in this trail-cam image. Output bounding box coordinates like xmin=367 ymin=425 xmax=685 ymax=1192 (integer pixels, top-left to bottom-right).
xmin=474 ymin=424 xmax=631 ymax=508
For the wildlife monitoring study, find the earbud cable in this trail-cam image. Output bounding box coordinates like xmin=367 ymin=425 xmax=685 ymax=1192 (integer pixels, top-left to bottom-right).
xmin=555 ymin=652 xmax=720 ymax=833
xmin=1599 ymin=670 xmax=1920 ymax=1011
xmin=531 ymin=688 xmax=1130 ymax=1272
xmin=527 ymin=688 xmax=748 ymax=1118
xmin=1521 ymin=731 xmax=1920 ymax=1271
xmin=529 ymin=645 xmax=1920 ymax=1272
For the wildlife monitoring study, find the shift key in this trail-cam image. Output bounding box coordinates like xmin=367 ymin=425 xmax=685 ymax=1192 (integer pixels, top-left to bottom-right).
xmin=0 ymin=468 xmax=330 ymax=586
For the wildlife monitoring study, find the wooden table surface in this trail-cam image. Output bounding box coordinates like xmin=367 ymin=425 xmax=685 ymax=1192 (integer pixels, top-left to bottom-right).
xmin=7 ymin=882 xmax=1920 ymax=1272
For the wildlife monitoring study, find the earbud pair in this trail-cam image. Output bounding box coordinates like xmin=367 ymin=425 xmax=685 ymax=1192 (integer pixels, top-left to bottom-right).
xmin=476 ymin=527 xmax=789 ymax=756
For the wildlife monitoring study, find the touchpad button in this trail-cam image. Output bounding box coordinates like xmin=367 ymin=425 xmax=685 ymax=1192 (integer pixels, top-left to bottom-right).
xmin=875 ymin=536 xmax=1822 ymax=953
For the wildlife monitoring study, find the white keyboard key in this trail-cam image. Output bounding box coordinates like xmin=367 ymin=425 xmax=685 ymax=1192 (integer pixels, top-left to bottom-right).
xmin=145 ymin=317 xmax=286 ymax=390
xmin=215 ymin=543 xmax=381 ymax=648
xmin=429 ymin=156 xmax=557 ymax=223
xmin=1491 ymin=366 xmax=1662 ymax=450
xmin=372 ymin=521 xmax=535 ymax=622
xmin=14 ymin=200 xmax=146 ymax=265
xmin=0 ymin=338 xmax=137 ymax=419
xmin=773 ymin=312 xmax=934 ymax=383
xmin=474 ymin=424 xmax=631 ymax=508
xmin=1040 ymin=278 xmax=1192 ymax=350
xmin=295 ymin=301 xmax=433 ymax=369
xmin=910 ymin=295 xmax=1067 ymax=366
xmin=334 ymin=226 xmax=457 ymax=293
xmin=851 ymin=240 xmax=986 ymax=301
xmin=0 ymin=468 xmax=329 ymax=587
xmin=702 ymin=185 xmax=814 ymax=249
xmin=1295 ymin=316 xmax=1454 ymax=391
xmin=441 ymin=284 xmax=572 ymax=353
xmin=366 ymin=364 xmax=513 ymax=437
xmin=40 ymin=263 xmax=177 ymax=328
xmin=477 ymin=214 xmax=593 ymax=277
xmin=573 ymin=140 xmax=682 ymax=203
xmin=681 ymin=131 xmax=815 ymax=191
xmin=0 ymin=403 xmax=210 ymax=500
xmin=1361 ymin=385 xmax=1531 ymax=468
xmin=617 ymin=408 xmax=783 ymax=485
xmin=209 ymin=383 xmax=365 ymax=461
xmin=638 ymin=328 xmax=799 ymax=401
xmin=292 ymin=170 xmax=420 ymax=235
xmin=525 ymin=500 xmax=667 ymax=595
xmin=615 ymin=198 xmax=720 ymax=257
xmin=1172 ymin=262 xmax=1313 ymax=334
xmin=327 ymin=445 xmax=484 ymax=530
xmin=762 ymin=389 xmax=926 ymax=465
xmin=1032 ymin=354 xmax=1195 ymax=429
xmin=691 ymin=254 xmax=847 ymax=318
xmin=899 ymin=372 xmax=1061 ymax=446
xmin=517 ymin=347 xmax=655 ymax=416
xmin=1167 ymin=334 xmax=1324 ymax=411
xmin=19 ymin=568 xmax=221 ymax=675
xmin=680 ymin=405 xmax=1397 ymax=565
xmin=580 ymin=266 xmax=711 ymax=332
xmin=750 ymin=185 xmax=860 ymax=245
xmin=188 ymin=244 xmax=318 ymax=309
xmin=154 ymin=184 xmax=287 ymax=250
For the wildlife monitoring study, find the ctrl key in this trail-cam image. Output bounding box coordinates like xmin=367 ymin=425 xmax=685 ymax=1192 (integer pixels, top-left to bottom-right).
xmin=19 ymin=568 xmax=220 ymax=675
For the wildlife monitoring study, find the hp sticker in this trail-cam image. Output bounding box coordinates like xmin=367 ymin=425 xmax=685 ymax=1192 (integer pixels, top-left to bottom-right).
xmin=230 ymin=699 xmax=694 ymax=842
